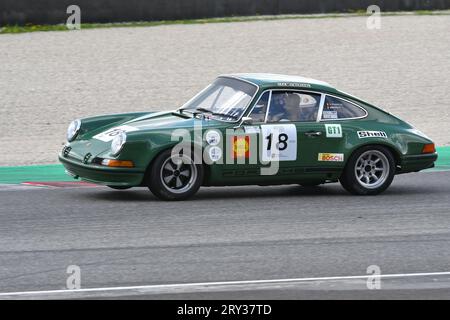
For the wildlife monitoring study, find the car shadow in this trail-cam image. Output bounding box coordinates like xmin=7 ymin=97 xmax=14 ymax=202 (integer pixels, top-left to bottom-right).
xmin=71 ymin=182 xmax=444 ymax=203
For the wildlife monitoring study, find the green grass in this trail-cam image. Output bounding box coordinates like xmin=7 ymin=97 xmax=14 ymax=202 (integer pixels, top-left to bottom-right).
xmin=1 ymin=10 xmax=449 ymax=35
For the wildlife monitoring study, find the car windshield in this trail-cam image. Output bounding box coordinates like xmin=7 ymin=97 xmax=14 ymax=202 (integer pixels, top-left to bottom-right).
xmin=180 ymin=77 xmax=257 ymax=121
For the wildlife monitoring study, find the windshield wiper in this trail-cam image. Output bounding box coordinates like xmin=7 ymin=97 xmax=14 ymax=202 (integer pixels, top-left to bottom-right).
xmin=194 ymin=108 xmax=238 ymax=120
xmin=195 ymin=107 xmax=213 ymax=114
xmin=210 ymin=112 xmax=238 ymax=120
xmin=172 ymin=110 xmax=191 ymax=119
xmin=175 ymin=109 xmax=195 ymax=117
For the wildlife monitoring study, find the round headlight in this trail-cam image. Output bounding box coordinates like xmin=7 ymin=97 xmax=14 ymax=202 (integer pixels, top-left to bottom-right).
xmin=67 ymin=119 xmax=81 ymax=142
xmin=111 ymin=131 xmax=127 ymax=156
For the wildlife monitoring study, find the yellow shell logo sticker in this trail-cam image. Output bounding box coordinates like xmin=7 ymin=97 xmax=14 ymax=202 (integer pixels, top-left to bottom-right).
xmin=232 ymin=136 xmax=250 ymax=158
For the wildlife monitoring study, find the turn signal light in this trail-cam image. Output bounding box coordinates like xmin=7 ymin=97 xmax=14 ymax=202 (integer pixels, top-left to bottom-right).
xmin=101 ymin=159 xmax=134 ymax=168
xmin=422 ymin=143 xmax=436 ymax=154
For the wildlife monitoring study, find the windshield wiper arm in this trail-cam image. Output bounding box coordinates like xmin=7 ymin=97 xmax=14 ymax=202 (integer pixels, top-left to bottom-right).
xmin=193 ymin=107 xmax=238 ymax=120
xmin=195 ymin=107 xmax=213 ymax=114
xmin=172 ymin=110 xmax=191 ymax=119
xmin=210 ymin=112 xmax=238 ymax=120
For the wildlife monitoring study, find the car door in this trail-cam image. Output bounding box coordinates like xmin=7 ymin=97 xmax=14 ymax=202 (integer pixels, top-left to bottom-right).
xmin=216 ymin=90 xmax=357 ymax=184
xmin=262 ymin=90 xmax=344 ymax=175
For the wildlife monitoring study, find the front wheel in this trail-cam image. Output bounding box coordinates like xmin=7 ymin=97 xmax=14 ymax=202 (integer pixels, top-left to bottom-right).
xmin=340 ymin=146 xmax=395 ymax=195
xmin=147 ymin=149 xmax=203 ymax=201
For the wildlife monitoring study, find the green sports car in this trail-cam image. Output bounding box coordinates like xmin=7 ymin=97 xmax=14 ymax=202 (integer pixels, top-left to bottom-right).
xmin=59 ymin=73 xmax=437 ymax=200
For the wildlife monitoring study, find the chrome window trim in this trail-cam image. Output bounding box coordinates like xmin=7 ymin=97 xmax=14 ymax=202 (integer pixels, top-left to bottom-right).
xmin=178 ymin=75 xmax=260 ymax=124
xmin=244 ymin=90 xmax=271 ymax=124
xmin=264 ymin=91 xmax=273 ymax=123
xmin=316 ymin=94 xmax=326 ymax=122
xmin=319 ymin=94 xmax=369 ymax=122
xmin=246 ymin=88 xmax=325 ymax=124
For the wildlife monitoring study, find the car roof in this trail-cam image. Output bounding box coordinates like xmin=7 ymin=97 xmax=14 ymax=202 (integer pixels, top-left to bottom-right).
xmin=223 ymin=73 xmax=337 ymax=92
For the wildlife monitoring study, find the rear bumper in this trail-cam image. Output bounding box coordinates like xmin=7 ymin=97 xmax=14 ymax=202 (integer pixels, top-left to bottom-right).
xmin=58 ymin=154 xmax=145 ymax=187
xmin=398 ymin=153 xmax=438 ymax=173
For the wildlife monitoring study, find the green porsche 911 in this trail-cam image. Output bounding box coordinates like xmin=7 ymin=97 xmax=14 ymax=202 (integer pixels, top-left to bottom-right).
xmin=59 ymin=73 xmax=437 ymax=200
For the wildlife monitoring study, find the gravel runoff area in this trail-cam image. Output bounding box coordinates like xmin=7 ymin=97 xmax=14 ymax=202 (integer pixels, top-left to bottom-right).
xmin=0 ymin=15 xmax=449 ymax=166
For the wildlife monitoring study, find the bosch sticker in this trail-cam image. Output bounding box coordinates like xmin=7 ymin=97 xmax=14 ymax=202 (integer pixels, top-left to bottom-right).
xmin=318 ymin=153 xmax=344 ymax=162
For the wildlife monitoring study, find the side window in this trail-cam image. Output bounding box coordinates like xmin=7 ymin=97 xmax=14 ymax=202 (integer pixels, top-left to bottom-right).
xmin=267 ymin=91 xmax=321 ymax=123
xmin=248 ymin=91 xmax=270 ymax=123
xmin=321 ymin=96 xmax=367 ymax=120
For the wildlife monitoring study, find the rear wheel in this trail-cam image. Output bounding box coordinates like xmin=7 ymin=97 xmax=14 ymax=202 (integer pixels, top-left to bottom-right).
xmin=340 ymin=146 xmax=395 ymax=195
xmin=147 ymin=149 xmax=203 ymax=201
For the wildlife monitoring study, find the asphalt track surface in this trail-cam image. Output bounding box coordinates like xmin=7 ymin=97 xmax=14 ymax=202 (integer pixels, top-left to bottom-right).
xmin=0 ymin=170 xmax=450 ymax=299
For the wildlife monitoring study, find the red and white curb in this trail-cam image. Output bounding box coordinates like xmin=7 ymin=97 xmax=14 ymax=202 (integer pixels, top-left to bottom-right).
xmin=22 ymin=181 xmax=98 ymax=188
xmin=0 ymin=181 xmax=98 ymax=191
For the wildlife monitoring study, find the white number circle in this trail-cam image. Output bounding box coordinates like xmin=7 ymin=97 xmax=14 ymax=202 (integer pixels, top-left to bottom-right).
xmin=205 ymin=130 xmax=221 ymax=146
xmin=208 ymin=146 xmax=222 ymax=162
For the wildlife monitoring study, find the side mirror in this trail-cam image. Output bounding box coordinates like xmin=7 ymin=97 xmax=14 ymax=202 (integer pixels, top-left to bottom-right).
xmin=241 ymin=116 xmax=253 ymax=125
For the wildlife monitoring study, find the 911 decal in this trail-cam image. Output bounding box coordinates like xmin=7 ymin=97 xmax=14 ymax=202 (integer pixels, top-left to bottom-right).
xmin=93 ymin=125 xmax=138 ymax=142
xmin=325 ymin=124 xmax=342 ymax=138
xmin=318 ymin=153 xmax=344 ymax=162
xmin=261 ymin=124 xmax=297 ymax=161
xmin=357 ymin=131 xmax=387 ymax=139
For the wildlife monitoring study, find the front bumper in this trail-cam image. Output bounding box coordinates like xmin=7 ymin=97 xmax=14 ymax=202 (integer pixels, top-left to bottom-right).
xmin=398 ymin=152 xmax=438 ymax=173
xmin=59 ymin=154 xmax=145 ymax=187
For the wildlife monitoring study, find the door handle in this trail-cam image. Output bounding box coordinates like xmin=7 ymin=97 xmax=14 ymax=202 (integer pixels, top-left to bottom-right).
xmin=304 ymin=131 xmax=322 ymax=137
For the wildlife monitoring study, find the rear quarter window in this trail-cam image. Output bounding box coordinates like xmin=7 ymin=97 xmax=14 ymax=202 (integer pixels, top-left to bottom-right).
xmin=321 ymin=96 xmax=367 ymax=120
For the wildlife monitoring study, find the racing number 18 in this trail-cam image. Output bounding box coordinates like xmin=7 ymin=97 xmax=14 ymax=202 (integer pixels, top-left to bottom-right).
xmin=266 ymin=133 xmax=288 ymax=151
xmin=261 ymin=124 xmax=297 ymax=162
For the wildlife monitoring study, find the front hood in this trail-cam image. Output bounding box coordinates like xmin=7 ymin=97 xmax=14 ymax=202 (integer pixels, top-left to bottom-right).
xmin=123 ymin=111 xmax=231 ymax=132
xmin=65 ymin=111 xmax=229 ymax=163
xmin=80 ymin=111 xmax=228 ymax=142
xmin=124 ymin=111 xmax=198 ymax=130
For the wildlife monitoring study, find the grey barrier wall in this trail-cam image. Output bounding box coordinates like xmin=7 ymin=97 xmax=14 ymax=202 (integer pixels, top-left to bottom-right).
xmin=1 ymin=0 xmax=450 ymax=26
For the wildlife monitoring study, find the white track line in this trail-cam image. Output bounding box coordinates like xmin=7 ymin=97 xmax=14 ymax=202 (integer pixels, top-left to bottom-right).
xmin=1 ymin=271 xmax=450 ymax=298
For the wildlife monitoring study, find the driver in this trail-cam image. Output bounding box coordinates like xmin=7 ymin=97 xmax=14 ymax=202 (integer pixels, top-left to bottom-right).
xmin=270 ymin=93 xmax=300 ymax=122
xmin=284 ymin=94 xmax=301 ymax=121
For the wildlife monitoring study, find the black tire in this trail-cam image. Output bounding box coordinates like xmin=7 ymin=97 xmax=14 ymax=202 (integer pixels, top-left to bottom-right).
xmin=107 ymin=186 xmax=132 ymax=190
xmin=340 ymin=145 xmax=396 ymax=195
xmin=147 ymin=149 xmax=203 ymax=201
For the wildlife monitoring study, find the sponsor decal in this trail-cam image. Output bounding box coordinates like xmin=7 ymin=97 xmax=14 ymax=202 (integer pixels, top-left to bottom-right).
xmin=357 ymin=131 xmax=387 ymax=139
xmin=232 ymin=136 xmax=250 ymax=159
xmin=208 ymin=146 xmax=222 ymax=162
xmin=318 ymin=153 xmax=344 ymax=162
xmin=322 ymin=110 xmax=338 ymax=119
xmin=93 ymin=125 xmax=138 ymax=142
xmin=325 ymin=124 xmax=343 ymax=138
xmin=277 ymin=82 xmax=311 ymax=88
xmin=205 ymin=130 xmax=220 ymax=146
